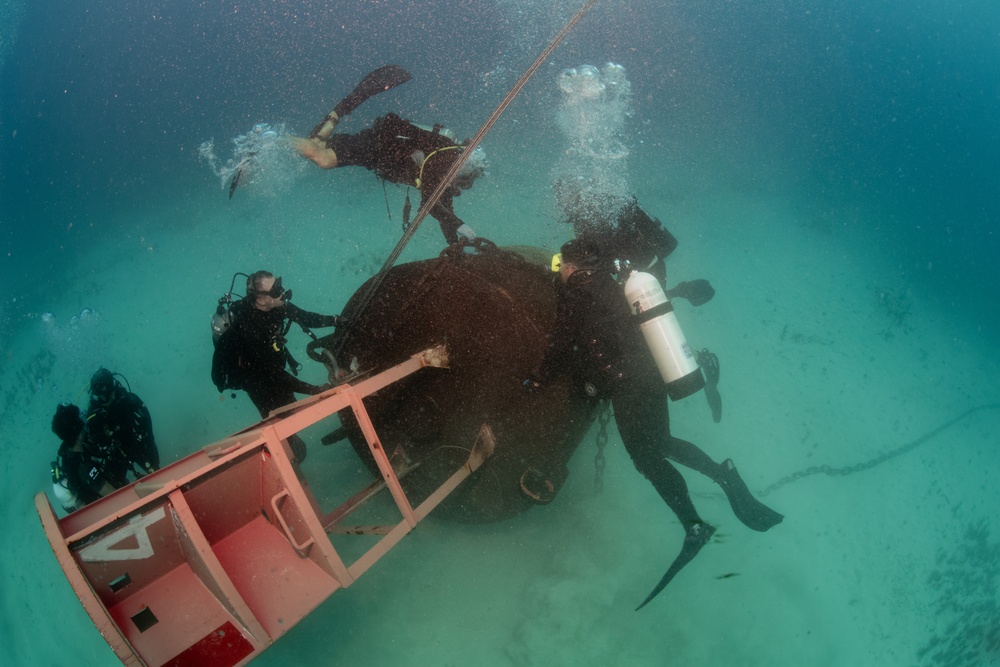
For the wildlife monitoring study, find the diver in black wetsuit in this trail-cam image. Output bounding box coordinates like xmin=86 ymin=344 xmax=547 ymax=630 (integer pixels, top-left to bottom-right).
xmin=556 ymin=190 xmax=679 ymax=287
xmin=524 ymin=239 xmax=782 ymax=607
xmin=50 ymin=402 xmax=129 ymax=513
xmin=557 ymin=190 xmax=723 ymax=421
xmin=294 ymin=112 xmax=484 ymax=245
xmin=86 ymin=368 xmax=160 ymax=479
xmin=211 ymin=271 xmax=344 ymax=460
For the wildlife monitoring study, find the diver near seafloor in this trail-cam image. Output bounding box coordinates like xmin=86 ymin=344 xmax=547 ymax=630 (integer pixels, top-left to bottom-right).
xmin=290 ymin=65 xmax=487 ymax=245
xmin=49 ymin=402 xmax=130 ymax=513
xmin=523 ymin=239 xmax=782 ymax=608
xmin=553 ymin=181 xmax=724 ymax=424
xmin=85 ymin=368 xmax=160 ymax=479
xmin=211 ymin=271 xmax=345 ymax=462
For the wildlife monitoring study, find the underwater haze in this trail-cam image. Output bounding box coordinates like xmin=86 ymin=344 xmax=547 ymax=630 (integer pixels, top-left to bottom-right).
xmin=2 ymin=0 xmax=999 ymax=665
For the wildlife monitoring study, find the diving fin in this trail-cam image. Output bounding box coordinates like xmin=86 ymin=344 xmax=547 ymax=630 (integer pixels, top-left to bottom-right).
xmin=334 ymin=65 xmax=412 ymax=118
xmin=635 ymin=522 xmax=716 ymax=610
xmin=695 ymin=348 xmax=722 ymax=423
xmin=665 ymin=279 xmax=716 ymax=307
xmin=228 ymin=156 xmax=253 ymax=200
xmin=718 ymin=459 xmax=783 ymax=532
xmin=309 ymin=65 xmax=413 ymax=139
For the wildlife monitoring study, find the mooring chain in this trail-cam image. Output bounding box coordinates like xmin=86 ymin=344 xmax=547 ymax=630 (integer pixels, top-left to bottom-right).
xmin=401 ymin=192 xmax=412 ymax=232
xmin=437 ymin=236 xmax=498 ymax=259
xmin=761 ymin=403 xmax=1000 ymax=497
xmin=594 ymin=400 xmax=611 ymax=493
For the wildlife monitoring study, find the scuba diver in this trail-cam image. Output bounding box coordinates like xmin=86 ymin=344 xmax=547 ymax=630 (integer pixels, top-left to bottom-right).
xmin=554 ymin=184 xmax=676 ymax=287
xmin=291 ymin=66 xmax=485 ymax=245
xmin=50 ymin=402 xmax=129 ymax=513
xmin=85 ymin=368 xmax=160 ymax=479
xmin=211 ymin=271 xmax=345 ymax=461
xmin=523 ymin=239 xmax=782 ymax=608
xmin=554 ymin=185 xmax=724 ymax=423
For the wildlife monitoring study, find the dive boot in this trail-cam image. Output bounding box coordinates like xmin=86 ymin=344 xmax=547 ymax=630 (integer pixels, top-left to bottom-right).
xmin=289 ymin=434 xmax=308 ymax=463
xmin=718 ymin=459 xmax=783 ymax=532
xmin=309 ymin=111 xmax=339 ymax=142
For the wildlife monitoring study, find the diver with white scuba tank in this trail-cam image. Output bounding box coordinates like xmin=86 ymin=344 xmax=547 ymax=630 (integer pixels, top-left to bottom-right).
xmin=523 ymin=238 xmax=783 ymax=609
xmin=49 ymin=368 xmax=159 ymax=514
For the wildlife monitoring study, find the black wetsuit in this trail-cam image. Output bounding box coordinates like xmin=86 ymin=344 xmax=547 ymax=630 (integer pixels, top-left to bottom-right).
xmin=86 ymin=392 xmax=159 ymax=478
xmin=54 ymin=438 xmax=117 ymax=506
xmin=212 ymin=299 xmax=338 ymax=417
xmin=327 ymin=113 xmax=475 ymax=244
xmin=537 ymin=269 xmax=721 ymax=532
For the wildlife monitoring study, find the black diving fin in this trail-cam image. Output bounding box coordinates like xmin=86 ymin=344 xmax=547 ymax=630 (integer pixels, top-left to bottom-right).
xmin=228 ymin=157 xmax=251 ymax=200
xmin=309 ymin=65 xmax=413 ymax=139
xmin=695 ymin=348 xmax=722 ymax=423
xmin=229 ymin=160 xmax=250 ymax=199
xmin=635 ymin=522 xmax=716 ymax=611
xmin=665 ymin=279 xmax=716 ymax=307
xmin=718 ymin=459 xmax=783 ymax=532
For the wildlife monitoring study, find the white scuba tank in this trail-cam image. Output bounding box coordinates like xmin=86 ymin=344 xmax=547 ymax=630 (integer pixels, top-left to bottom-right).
xmin=623 ymin=271 xmax=705 ymax=401
xmin=211 ymin=304 xmax=232 ymax=343
xmin=52 ymin=479 xmax=80 ymax=513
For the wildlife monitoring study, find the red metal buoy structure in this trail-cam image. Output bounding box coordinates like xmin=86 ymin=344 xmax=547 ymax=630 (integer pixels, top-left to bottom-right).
xmin=36 ymin=346 xmax=495 ymax=667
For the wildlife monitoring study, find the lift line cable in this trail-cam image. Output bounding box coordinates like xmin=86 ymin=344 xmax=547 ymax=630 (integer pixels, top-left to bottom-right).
xmin=335 ymin=0 xmax=600 ymax=355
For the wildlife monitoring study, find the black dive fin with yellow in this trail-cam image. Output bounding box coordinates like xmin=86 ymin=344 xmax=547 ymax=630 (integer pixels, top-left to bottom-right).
xmin=309 ymin=65 xmax=412 ymax=139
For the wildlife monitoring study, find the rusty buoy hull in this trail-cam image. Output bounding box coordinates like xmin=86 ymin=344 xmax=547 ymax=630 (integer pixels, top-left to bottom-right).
xmin=336 ymin=247 xmax=595 ymax=522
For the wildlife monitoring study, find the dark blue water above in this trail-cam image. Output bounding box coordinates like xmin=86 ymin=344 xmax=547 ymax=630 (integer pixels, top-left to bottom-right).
xmin=1 ymin=0 xmax=998 ymax=317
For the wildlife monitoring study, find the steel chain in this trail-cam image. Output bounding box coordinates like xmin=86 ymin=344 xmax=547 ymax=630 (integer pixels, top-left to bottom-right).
xmin=594 ymin=400 xmax=610 ymax=493
xmin=761 ymin=404 xmax=1000 ymax=497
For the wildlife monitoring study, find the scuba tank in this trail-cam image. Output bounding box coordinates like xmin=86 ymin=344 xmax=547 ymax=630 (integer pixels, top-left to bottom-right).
xmin=211 ymin=300 xmax=232 ymax=343
xmin=52 ymin=480 xmax=80 ymax=514
xmin=623 ymin=270 xmax=705 ymax=401
xmin=212 ymin=272 xmax=250 ymax=343
xmin=212 ymin=302 xmax=233 ymax=343
xmin=51 ymin=464 xmax=80 ymax=514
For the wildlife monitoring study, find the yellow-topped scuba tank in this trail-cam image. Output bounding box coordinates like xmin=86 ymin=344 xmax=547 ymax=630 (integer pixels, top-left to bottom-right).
xmin=623 ymin=270 xmax=705 ymax=400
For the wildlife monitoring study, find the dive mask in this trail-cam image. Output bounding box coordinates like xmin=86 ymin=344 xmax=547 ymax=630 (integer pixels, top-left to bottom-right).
xmin=261 ymin=276 xmax=292 ymax=301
